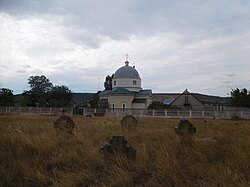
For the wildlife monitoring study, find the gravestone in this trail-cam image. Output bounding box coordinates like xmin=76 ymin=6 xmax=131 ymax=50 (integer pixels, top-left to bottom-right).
xmin=100 ymin=135 xmax=136 ymax=160
xmin=174 ymin=119 xmax=196 ymax=146
xmin=175 ymin=119 xmax=198 ymax=180
xmin=121 ymin=115 xmax=138 ymax=131
xmin=54 ymin=114 xmax=75 ymax=134
xmin=174 ymin=119 xmax=196 ymax=135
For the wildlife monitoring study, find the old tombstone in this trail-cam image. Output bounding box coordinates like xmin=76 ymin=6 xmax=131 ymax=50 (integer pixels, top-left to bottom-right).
xmin=175 ymin=119 xmax=199 ymax=183
xmin=100 ymin=135 xmax=136 ymax=160
xmin=174 ymin=119 xmax=196 ymax=146
xmin=121 ymin=115 xmax=138 ymax=131
xmin=54 ymin=113 xmax=75 ymax=134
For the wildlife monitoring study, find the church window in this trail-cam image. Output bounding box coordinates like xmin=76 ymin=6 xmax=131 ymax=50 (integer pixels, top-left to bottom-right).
xmin=122 ymin=103 xmax=126 ymax=111
xmin=133 ymin=80 xmax=137 ymax=85
xmin=114 ymin=80 xmax=116 ymax=86
xmin=185 ymin=96 xmax=189 ymax=104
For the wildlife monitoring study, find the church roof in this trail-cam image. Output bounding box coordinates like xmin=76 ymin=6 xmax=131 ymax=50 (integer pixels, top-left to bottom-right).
xmin=110 ymin=88 xmax=134 ymax=95
xmin=113 ymin=63 xmax=141 ymax=79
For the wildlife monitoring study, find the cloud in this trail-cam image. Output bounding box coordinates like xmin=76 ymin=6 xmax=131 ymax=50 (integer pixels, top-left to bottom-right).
xmin=1 ymin=1 xmax=250 ymax=96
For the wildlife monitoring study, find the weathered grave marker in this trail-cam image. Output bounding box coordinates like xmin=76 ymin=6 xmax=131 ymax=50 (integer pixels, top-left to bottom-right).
xmin=100 ymin=135 xmax=136 ymax=160
xmin=121 ymin=115 xmax=138 ymax=131
xmin=54 ymin=112 xmax=75 ymax=134
xmin=175 ymin=119 xmax=196 ymax=146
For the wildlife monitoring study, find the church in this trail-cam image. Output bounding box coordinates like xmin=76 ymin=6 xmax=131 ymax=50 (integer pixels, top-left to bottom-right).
xmin=98 ymin=57 xmax=229 ymax=111
xmin=99 ymin=58 xmax=152 ymax=109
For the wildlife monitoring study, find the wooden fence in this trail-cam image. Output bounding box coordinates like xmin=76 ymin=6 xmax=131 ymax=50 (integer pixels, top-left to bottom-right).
xmin=1 ymin=106 xmax=250 ymax=119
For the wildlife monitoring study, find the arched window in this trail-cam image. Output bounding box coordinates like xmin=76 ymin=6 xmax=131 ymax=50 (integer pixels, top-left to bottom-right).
xmin=133 ymin=80 xmax=137 ymax=85
xmin=114 ymin=80 xmax=116 ymax=86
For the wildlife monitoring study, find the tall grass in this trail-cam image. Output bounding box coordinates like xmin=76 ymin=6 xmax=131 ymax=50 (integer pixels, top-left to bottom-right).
xmin=0 ymin=114 xmax=249 ymax=186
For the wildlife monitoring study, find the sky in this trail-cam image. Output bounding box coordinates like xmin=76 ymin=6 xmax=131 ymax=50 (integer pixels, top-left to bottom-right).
xmin=0 ymin=0 xmax=250 ymax=96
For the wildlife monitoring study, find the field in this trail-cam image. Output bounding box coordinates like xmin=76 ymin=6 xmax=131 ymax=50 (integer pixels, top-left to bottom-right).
xmin=0 ymin=114 xmax=249 ymax=187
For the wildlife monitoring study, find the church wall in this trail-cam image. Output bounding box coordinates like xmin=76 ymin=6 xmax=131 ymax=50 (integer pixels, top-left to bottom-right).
xmin=132 ymin=103 xmax=146 ymax=109
xmin=108 ymin=95 xmax=134 ymax=109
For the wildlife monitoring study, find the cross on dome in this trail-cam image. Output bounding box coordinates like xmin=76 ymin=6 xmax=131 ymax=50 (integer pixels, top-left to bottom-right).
xmin=125 ymin=54 xmax=129 ymax=66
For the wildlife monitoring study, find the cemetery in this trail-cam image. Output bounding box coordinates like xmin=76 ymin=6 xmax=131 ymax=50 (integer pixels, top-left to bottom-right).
xmin=0 ymin=114 xmax=249 ymax=186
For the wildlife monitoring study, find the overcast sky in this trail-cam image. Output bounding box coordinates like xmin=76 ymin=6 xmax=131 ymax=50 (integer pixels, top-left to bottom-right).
xmin=0 ymin=0 xmax=250 ymax=96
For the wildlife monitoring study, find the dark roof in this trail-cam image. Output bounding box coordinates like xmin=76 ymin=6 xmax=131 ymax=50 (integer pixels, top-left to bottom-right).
xmin=132 ymin=98 xmax=147 ymax=103
xmin=192 ymin=93 xmax=229 ymax=105
xmin=99 ymin=90 xmax=112 ymax=96
xmin=110 ymin=88 xmax=133 ymax=95
xmin=152 ymin=93 xmax=180 ymax=102
xmin=71 ymin=93 xmax=96 ymax=106
xmin=136 ymin=89 xmax=152 ymax=96
xmin=163 ymin=98 xmax=175 ymax=105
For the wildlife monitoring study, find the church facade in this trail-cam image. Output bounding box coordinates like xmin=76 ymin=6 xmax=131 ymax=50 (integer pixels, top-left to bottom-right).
xmin=99 ymin=59 xmax=152 ymax=109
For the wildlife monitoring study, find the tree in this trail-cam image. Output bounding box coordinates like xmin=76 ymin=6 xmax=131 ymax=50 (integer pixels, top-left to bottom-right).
xmin=28 ymin=75 xmax=53 ymax=94
xmin=19 ymin=91 xmax=33 ymax=106
xmin=230 ymin=88 xmax=250 ymax=108
xmin=0 ymin=88 xmax=14 ymax=106
xmin=104 ymin=74 xmax=114 ymax=90
xmin=148 ymin=101 xmax=168 ymax=109
xmin=47 ymin=85 xmax=72 ymax=107
xmin=27 ymin=75 xmax=53 ymax=106
xmin=89 ymin=91 xmax=101 ymax=108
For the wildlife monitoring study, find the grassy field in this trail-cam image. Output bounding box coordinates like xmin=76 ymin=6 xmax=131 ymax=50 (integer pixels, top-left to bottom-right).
xmin=0 ymin=114 xmax=249 ymax=187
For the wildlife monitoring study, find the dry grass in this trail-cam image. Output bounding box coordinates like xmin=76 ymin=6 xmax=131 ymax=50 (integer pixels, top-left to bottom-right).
xmin=0 ymin=114 xmax=249 ymax=186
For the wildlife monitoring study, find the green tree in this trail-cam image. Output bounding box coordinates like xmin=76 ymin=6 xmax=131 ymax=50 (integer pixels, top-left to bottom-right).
xmin=27 ymin=75 xmax=53 ymax=106
xmin=20 ymin=91 xmax=35 ymax=106
xmin=47 ymin=85 xmax=72 ymax=107
xmin=230 ymin=88 xmax=250 ymax=107
xmin=89 ymin=91 xmax=101 ymax=108
xmin=148 ymin=101 xmax=168 ymax=109
xmin=0 ymin=88 xmax=14 ymax=106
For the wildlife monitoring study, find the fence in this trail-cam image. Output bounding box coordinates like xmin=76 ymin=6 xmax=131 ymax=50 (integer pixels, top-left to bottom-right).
xmin=0 ymin=106 xmax=73 ymax=116
xmin=1 ymin=106 xmax=250 ymax=119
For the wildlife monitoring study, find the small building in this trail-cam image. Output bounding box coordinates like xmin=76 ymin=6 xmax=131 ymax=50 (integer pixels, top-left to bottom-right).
xmin=170 ymin=89 xmax=229 ymax=110
xmin=99 ymin=59 xmax=152 ymax=109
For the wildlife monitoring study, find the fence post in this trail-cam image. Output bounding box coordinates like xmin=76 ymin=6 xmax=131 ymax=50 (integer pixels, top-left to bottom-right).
xmin=177 ymin=109 xmax=179 ymax=117
xmin=105 ymin=108 xmax=108 ymax=116
xmin=152 ymin=109 xmax=155 ymax=116
xmin=202 ymin=110 xmax=205 ymax=118
xmin=165 ymin=109 xmax=168 ymax=117
xmin=189 ymin=110 xmax=192 ymax=118
xmin=241 ymin=111 xmax=244 ymax=119
xmin=214 ymin=110 xmax=217 ymax=119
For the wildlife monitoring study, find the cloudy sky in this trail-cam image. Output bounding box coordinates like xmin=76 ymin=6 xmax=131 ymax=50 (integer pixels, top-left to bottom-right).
xmin=0 ymin=0 xmax=250 ymax=96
